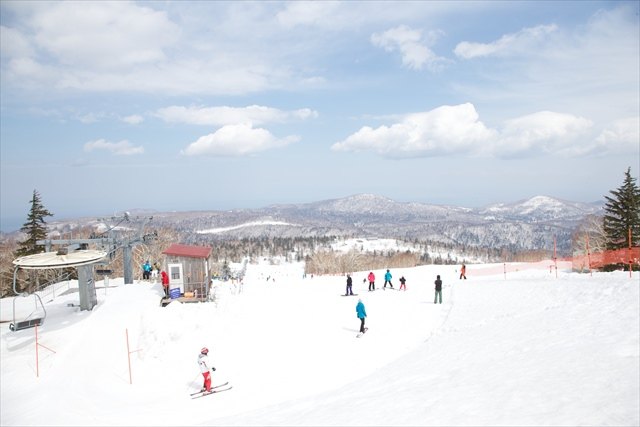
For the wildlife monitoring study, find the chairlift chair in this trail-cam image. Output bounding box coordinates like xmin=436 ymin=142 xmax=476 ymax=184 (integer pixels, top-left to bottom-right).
xmin=9 ymin=292 xmax=46 ymax=332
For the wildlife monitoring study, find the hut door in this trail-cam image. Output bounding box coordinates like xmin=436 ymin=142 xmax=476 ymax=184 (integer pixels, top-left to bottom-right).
xmin=168 ymin=263 xmax=184 ymax=294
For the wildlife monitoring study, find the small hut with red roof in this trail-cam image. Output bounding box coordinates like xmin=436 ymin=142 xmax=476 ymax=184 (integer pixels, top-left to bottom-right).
xmin=161 ymin=243 xmax=213 ymax=300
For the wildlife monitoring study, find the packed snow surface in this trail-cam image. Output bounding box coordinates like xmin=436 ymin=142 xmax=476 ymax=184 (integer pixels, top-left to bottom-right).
xmin=1 ymin=261 xmax=638 ymax=426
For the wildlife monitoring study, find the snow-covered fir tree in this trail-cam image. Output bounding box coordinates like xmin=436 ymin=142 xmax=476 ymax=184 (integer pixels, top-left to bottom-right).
xmin=603 ymin=167 xmax=640 ymax=249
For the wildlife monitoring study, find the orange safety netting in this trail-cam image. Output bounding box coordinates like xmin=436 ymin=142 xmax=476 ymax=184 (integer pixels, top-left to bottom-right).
xmin=572 ymin=247 xmax=640 ymax=272
xmin=465 ymin=260 xmax=574 ymax=277
xmin=460 ymin=248 xmax=639 ymax=278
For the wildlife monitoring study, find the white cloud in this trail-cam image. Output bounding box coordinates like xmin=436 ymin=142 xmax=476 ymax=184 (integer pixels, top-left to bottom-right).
xmin=454 ymin=24 xmax=558 ymax=59
xmin=332 ymin=103 xmax=496 ymax=157
xmin=276 ymin=2 xmax=341 ymax=28
xmin=84 ymin=139 xmax=144 ymax=156
xmin=30 ymin=2 xmax=178 ymax=70
xmin=182 ymin=123 xmax=299 ymax=157
xmin=156 ymin=105 xmax=318 ymax=126
xmin=122 ymin=115 xmax=144 ymax=125
xmin=0 ymin=2 xmax=305 ymax=95
xmin=595 ymin=117 xmax=640 ymax=154
xmin=499 ymin=111 xmax=593 ymax=157
xmin=76 ymin=112 xmax=107 ymax=124
xmin=451 ymin=6 xmax=638 ymax=125
xmin=332 ymin=103 xmax=630 ymax=159
xmin=371 ymin=25 xmax=447 ymax=71
xmin=0 ymin=25 xmax=34 ymax=58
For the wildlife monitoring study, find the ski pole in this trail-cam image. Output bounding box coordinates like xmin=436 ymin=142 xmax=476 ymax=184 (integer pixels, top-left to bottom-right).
xmin=188 ymin=371 xmax=201 ymax=390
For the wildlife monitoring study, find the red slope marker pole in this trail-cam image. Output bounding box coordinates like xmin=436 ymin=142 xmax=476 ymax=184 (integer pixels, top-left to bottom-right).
xmin=126 ymin=328 xmax=142 ymax=385
xmin=629 ymin=227 xmax=633 ymax=279
xmin=36 ymin=324 xmax=39 ymax=378
xmin=586 ymin=235 xmax=592 ymax=277
xmin=34 ymin=324 xmax=56 ymax=378
xmin=554 ymin=236 xmax=558 ymax=279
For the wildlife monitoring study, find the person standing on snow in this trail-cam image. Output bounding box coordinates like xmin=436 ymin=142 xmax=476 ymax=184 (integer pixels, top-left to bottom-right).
xmin=383 ymin=269 xmax=394 ymax=289
xmin=345 ymin=274 xmax=354 ymax=296
xmin=434 ymin=275 xmax=443 ymax=304
xmin=356 ymin=299 xmax=367 ymax=335
xmin=367 ymin=271 xmax=376 ymax=291
xmin=142 ymin=260 xmax=152 ymax=280
xmin=151 ymin=262 xmax=161 ymax=281
xmin=161 ymin=270 xmax=170 ymax=297
xmin=460 ymin=264 xmax=467 ymax=280
xmin=198 ymin=347 xmax=216 ymax=393
xmin=399 ymin=275 xmax=407 ymax=291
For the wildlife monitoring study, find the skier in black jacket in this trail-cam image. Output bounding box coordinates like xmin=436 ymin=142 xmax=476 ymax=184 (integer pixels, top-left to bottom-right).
xmin=434 ymin=275 xmax=443 ymax=304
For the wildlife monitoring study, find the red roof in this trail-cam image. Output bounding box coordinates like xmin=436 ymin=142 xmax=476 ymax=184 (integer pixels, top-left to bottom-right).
xmin=162 ymin=244 xmax=212 ymax=259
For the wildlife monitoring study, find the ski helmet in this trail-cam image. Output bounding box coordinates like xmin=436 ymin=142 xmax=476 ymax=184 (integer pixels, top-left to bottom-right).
xmin=201 ymin=347 xmax=209 ymax=354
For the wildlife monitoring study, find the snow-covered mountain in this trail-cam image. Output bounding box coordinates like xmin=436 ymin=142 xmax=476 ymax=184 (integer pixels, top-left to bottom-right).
xmin=479 ymin=195 xmax=601 ymax=222
xmin=36 ymin=194 xmax=603 ymax=256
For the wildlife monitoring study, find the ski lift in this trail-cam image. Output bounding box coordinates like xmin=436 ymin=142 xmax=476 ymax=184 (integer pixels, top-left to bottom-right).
xmin=9 ymin=249 xmax=108 ymax=330
xmin=9 ymin=292 xmax=46 ymax=332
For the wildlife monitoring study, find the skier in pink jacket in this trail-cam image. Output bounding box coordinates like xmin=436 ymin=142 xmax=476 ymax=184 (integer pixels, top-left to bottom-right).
xmin=367 ymin=272 xmax=376 ymax=291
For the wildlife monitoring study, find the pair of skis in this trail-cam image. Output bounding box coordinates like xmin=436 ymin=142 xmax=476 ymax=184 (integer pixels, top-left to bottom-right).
xmin=191 ymin=381 xmax=232 ymax=399
xmin=356 ymin=327 xmax=369 ymax=338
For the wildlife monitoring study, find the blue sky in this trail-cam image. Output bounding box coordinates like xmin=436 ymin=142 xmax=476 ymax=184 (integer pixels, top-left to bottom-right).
xmin=1 ymin=1 xmax=638 ymax=232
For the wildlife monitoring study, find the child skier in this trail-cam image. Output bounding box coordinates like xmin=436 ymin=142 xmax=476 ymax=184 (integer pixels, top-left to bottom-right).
xmin=197 ymin=347 xmax=216 ymax=393
xmin=399 ymin=275 xmax=407 ymax=291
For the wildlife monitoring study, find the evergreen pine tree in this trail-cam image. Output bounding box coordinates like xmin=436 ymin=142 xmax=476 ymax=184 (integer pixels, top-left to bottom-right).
xmin=602 ymin=168 xmax=640 ymax=250
xmin=15 ymin=190 xmax=54 ymax=258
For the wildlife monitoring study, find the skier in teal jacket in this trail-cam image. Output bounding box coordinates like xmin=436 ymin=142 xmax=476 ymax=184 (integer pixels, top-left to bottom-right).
xmin=383 ymin=269 xmax=394 ymax=289
xmin=356 ymin=299 xmax=367 ymax=334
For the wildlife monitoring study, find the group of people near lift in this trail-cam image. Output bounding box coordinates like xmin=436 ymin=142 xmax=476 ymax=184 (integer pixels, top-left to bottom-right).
xmin=142 ymin=260 xmax=171 ymax=297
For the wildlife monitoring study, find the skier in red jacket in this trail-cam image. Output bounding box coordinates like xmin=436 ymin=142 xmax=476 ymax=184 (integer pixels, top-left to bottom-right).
xmin=161 ymin=270 xmax=170 ymax=297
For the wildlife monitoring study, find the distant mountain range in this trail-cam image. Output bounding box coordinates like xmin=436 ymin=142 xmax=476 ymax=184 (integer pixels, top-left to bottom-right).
xmin=35 ymin=194 xmax=602 ymax=256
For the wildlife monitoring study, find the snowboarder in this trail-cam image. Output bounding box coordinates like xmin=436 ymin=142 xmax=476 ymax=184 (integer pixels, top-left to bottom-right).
xmin=345 ymin=274 xmax=354 ymax=296
xmin=399 ymin=275 xmax=407 ymax=291
xmin=383 ymin=269 xmax=393 ymax=289
xmin=460 ymin=264 xmax=467 ymax=280
xmin=197 ymin=347 xmax=216 ymax=394
xmin=367 ymin=271 xmax=376 ymax=291
xmin=356 ymin=299 xmax=367 ymax=336
xmin=161 ymin=270 xmax=169 ymax=297
xmin=434 ymin=275 xmax=443 ymax=304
